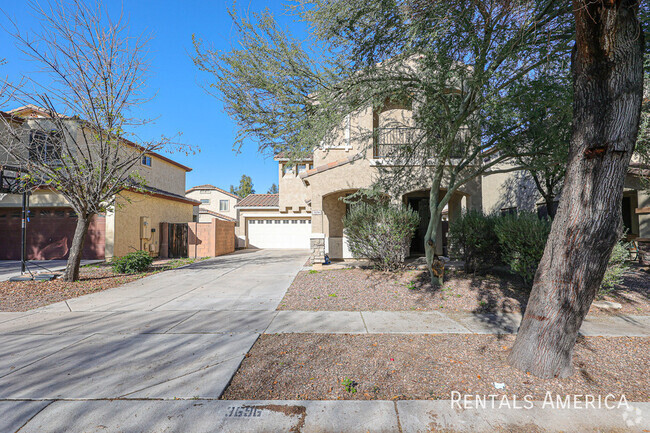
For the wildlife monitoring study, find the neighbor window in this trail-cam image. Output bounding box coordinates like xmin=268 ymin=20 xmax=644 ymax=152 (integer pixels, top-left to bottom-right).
xmin=200 ymin=199 xmax=210 ymax=204
xmin=266 ymin=220 xmax=273 ymax=224
xmin=141 ymin=155 xmax=152 ymax=167
xmin=219 ymin=200 xmax=229 ymax=211
xmin=29 ymin=130 xmax=62 ymax=164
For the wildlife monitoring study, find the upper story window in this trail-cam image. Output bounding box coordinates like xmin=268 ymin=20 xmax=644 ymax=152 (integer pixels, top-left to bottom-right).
xmin=297 ymin=164 xmax=307 ymax=174
xmin=29 ymin=130 xmax=62 ymax=164
xmin=141 ymin=155 xmax=152 ymax=167
xmin=283 ymin=164 xmax=294 ymax=176
xmin=219 ymin=200 xmax=229 ymax=211
xmin=201 ymin=199 xmax=210 ymax=204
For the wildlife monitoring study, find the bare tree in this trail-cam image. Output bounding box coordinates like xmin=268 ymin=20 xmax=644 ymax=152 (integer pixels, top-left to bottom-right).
xmin=508 ymin=0 xmax=644 ymax=378
xmin=0 ymin=0 xmax=186 ymax=281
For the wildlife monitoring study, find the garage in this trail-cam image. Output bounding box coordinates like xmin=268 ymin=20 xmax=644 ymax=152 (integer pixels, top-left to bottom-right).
xmin=0 ymin=207 xmax=105 ymax=260
xmin=247 ymin=218 xmax=311 ymax=249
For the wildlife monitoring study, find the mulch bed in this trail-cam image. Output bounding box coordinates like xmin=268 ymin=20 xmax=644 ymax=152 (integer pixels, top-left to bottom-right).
xmin=278 ymin=266 xmax=650 ymax=315
xmin=0 ymin=259 xmax=199 ymax=312
xmin=222 ymin=334 xmax=650 ymax=401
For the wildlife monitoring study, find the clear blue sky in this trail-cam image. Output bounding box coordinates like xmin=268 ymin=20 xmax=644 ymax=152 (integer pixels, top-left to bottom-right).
xmin=1 ymin=0 xmax=300 ymax=194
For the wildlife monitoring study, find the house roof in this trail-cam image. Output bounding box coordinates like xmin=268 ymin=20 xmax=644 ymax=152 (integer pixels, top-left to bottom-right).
xmin=6 ymin=105 xmax=193 ymax=172
xmin=125 ymin=183 xmax=201 ymax=206
xmin=273 ymin=152 xmax=313 ymax=162
xmin=235 ymin=194 xmax=279 ymax=208
xmin=299 ymin=153 xmax=364 ymax=179
xmin=186 ymin=184 xmax=240 ymax=199
xmin=198 ymin=208 xmax=237 ymax=222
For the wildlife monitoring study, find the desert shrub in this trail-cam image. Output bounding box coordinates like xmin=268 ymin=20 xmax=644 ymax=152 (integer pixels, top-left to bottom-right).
xmin=494 ymin=212 xmax=551 ymax=287
xmin=343 ymin=202 xmax=419 ymax=271
xmin=111 ymin=250 xmax=153 ymax=274
xmin=599 ymin=239 xmax=631 ymax=296
xmin=448 ymin=210 xmax=500 ymax=273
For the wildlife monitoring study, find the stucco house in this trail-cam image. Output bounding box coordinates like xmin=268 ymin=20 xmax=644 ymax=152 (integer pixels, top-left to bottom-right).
xmin=185 ymin=184 xmax=239 ymax=223
xmin=0 ymin=105 xmax=199 ymax=260
xmin=230 ymin=103 xmax=650 ymax=264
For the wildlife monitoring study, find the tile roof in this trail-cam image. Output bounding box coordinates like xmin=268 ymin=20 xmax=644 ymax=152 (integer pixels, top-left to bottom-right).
xmin=125 ymin=182 xmax=201 ymax=206
xmin=235 ymin=194 xmax=279 ymax=208
xmin=299 ymin=153 xmax=364 ymax=179
xmin=185 ymin=184 xmax=240 ymax=199
xmin=198 ymin=208 xmax=237 ymax=222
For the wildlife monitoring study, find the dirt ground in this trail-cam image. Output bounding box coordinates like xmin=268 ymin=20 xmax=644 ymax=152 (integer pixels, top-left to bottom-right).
xmin=222 ymin=334 xmax=649 ymax=402
xmin=0 ymin=258 xmax=202 ymax=312
xmin=278 ymin=266 xmax=650 ymax=315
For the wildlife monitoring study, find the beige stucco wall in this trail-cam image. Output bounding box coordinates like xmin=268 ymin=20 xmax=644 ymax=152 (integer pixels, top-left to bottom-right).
xmin=134 ymin=156 xmax=187 ymax=196
xmin=109 ymin=190 xmax=194 ymax=258
xmin=278 ymin=161 xmax=313 ymax=212
xmin=481 ymin=169 xmax=540 ymax=214
xmin=186 ymin=188 xmax=239 ymax=220
xmin=0 ymin=189 xmax=70 ymax=208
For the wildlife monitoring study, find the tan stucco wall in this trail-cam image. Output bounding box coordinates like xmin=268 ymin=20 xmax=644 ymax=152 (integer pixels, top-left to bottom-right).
xmin=109 ymin=190 xmax=194 ymax=258
xmin=133 ymin=156 xmax=187 ymax=197
xmin=481 ymin=169 xmax=540 ymax=214
xmin=278 ymin=161 xmax=312 ymax=212
xmin=0 ymin=190 xmax=70 ymax=208
xmin=186 ymin=189 xmax=239 ymax=220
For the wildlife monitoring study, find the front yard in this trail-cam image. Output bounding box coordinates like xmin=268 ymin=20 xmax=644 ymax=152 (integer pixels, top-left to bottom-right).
xmin=278 ymin=265 xmax=650 ymax=315
xmin=0 ymin=258 xmax=204 ymax=311
xmin=224 ymin=334 xmax=649 ymax=401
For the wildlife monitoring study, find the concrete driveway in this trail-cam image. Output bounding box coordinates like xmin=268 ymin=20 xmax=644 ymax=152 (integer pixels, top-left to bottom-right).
xmin=0 ymin=259 xmax=102 ymax=281
xmin=0 ymin=249 xmax=309 ymax=432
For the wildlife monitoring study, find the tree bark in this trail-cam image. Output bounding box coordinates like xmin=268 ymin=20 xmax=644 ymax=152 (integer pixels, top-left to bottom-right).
xmin=508 ymin=0 xmax=643 ymax=379
xmin=63 ymin=213 xmax=92 ymax=282
xmin=425 ymin=186 xmax=444 ymax=286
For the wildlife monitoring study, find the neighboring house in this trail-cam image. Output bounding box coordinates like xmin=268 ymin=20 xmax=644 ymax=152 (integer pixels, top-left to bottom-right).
xmin=0 ymin=105 xmax=200 ymax=260
xmin=230 ymin=102 xmax=650 ymax=263
xmin=185 ymin=184 xmax=240 ymax=223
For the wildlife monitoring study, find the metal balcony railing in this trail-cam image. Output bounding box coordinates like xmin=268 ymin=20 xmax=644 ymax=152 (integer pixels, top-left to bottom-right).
xmin=373 ymin=127 xmax=465 ymax=159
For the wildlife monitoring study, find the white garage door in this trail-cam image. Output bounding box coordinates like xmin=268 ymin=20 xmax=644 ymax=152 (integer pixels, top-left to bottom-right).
xmin=247 ymin=218 xmax=311 ymax=249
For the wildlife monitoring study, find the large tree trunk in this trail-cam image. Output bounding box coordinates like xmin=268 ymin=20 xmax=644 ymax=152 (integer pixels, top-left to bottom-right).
xmin=63 ymin=213 xmax=92 ymax=282
xmin=425 ymin=187 xmax=444 ymax=286
xmin=508 ymin=0 xmax=643 ymax=379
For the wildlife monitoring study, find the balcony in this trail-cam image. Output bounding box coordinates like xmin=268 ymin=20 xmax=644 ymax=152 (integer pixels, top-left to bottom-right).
xmin=373 ymin=127 xmax=464 ymax=159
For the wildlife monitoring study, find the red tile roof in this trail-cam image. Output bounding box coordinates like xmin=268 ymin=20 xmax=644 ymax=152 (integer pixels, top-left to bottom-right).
xmin=185 ymin=184 xmax=240 ymax=199
xmin=235 ymin=194 xmax=279 ymax=208
xmin=198 ymin=208 xmax=237 ymax=222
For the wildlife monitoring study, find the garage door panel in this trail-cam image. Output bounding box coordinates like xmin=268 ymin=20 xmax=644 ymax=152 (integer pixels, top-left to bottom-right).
xmin=247 ymin=219 xmax=310 ymax=249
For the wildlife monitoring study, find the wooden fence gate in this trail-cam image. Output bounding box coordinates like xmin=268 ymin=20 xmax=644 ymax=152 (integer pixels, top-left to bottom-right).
xmin=160 ymin=222 xmax=188 ymax=258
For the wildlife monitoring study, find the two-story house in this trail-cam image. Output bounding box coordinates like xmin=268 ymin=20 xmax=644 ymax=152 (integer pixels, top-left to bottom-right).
xmin=185 ymin=184 xmax=239 ymax=223
xmin=231 ymin=102 xmax=650 ymax=263
xmin=0 ymin=105 xmax=199 ymax=260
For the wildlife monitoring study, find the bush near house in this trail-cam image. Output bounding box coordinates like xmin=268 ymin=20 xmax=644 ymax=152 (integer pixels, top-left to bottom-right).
xmin=343 ymin=202 xmax=419 ymax=271
xmin=494 ymin=212 xmax=552 ymax=287
xmin=111 ymin=250 xmax=154 ymax=274
xmin=448 ymin=210 xmax=501 ymax=273
xmin=449 ymin=211 xmax=632 ymax=291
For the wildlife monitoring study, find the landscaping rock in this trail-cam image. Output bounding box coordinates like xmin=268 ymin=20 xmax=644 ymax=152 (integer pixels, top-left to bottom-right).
xmin=592 ymin=301 xmax=623 ymax=310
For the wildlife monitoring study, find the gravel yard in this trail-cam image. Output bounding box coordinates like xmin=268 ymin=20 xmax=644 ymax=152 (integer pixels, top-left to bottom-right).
xmin=0 ymin=258 xmax=202 ymax=312
xmin=222 ymin=334 xmax=649 ymax=401
xmin=278 ymin=266 xmax=650 ymax=315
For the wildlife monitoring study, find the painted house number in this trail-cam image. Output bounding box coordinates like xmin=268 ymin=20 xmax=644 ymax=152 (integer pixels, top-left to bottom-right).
xmin=224 ymin=406 xmax=263 ymax=418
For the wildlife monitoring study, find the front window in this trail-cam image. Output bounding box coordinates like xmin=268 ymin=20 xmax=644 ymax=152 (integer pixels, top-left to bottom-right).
xmin=29 ymin=130 xmax=62 ymax=164
xmin=201 ymin=199 xmax=210 ymax=204
xmin=219 ymin=200 xmax=229 ymax=211
xmin=141 ymin=155 xmax=152 ymax=167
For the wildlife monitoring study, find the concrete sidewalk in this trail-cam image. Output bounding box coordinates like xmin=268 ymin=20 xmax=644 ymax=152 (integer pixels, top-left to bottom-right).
xmin=265 ymin=310 xmax=650 ymax=337
xmin=5 ymin=399 xmax=648 ymax=432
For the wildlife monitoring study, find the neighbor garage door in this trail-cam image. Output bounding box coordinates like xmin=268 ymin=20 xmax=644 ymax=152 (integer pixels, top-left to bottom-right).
xmin=247 ymin=218 xmax=311 ymax=249
xmin=0 ymin=208 xmax=105 ymax=260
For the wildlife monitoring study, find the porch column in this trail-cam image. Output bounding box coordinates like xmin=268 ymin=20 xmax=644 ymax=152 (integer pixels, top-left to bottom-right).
xmin=310 ymin=193 xmax=326 ymax=264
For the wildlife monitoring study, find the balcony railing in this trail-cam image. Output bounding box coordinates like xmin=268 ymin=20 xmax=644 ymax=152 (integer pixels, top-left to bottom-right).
xmin=373 ymin=127 xmax=465 ymax=159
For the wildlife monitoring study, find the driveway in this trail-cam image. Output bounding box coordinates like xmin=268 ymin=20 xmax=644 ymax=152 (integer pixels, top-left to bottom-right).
xmin=0 ymin=259 xmax=102 ymax=281
xmin=0 ymin=249 xmax=309 ymax=432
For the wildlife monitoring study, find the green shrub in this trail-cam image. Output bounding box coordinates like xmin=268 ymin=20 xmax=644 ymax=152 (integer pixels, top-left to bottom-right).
xmin=111 ymin=250 xmax=153 ymax=274
xmin=448 ymin=210 xmax=500 ymax=273
xmin=343 ymin=202 xmax=419 ymax=271
xmin=599 ymin=239 xmax=631 ymax=296
xmin=494 ymin=212 xmax=551 ymax=287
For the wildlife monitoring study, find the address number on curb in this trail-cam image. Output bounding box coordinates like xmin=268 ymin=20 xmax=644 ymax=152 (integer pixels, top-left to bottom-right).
xmin=224 ymin=406 xmax=263 ymax=418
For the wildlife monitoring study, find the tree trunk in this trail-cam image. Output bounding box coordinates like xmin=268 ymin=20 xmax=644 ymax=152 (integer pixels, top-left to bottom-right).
xmin=508 ymin=0 xmax=643 ymax=379
xmin=425 ymin=187 xmax=444 ymax=286
xmin=63 ymin=213 xmax=92 ymax=282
